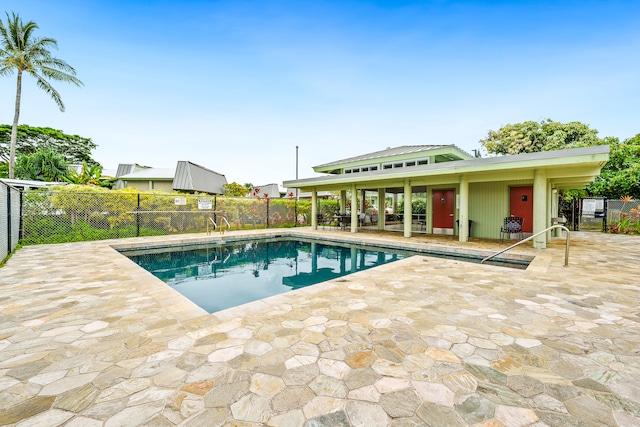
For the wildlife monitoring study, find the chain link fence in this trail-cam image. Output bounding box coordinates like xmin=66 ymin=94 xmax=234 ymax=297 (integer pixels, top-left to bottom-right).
xmin=1 ymin=181 xmax=21 ymax=261
xmin=604 ymin=198 xmax=640 ymax=234
xmin=20 ymin=189 xmax=314 ymax=245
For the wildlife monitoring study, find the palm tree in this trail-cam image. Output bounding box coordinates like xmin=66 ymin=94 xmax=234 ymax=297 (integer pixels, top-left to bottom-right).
xmin=0 ymin=12 xmax=83 ymax=179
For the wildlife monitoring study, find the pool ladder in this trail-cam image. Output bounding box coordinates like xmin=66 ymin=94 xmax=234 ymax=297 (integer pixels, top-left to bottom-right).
xmin=481 ymin=224 xmax=571 ymax=267
xmin=207 ymin=216 xmax=230 ymax=235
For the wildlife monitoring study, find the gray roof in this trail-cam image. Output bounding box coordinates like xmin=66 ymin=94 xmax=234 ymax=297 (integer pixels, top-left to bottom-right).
xmin=115 ymin=163 xmax=151 ymax=178
xmin=173 ymin=161 xmax=227 ymax=194
xmin=248 ymin=183 xmax=282 ymax=198
xmin=314 ymin=145 xmax=462 ymax=168
xmin=285 ymin=145 xmax=610 ymax=188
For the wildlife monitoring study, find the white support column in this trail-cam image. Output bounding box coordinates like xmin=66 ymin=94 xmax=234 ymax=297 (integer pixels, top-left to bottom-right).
xmin=404 ymin=180 xmax=412 ymax=238
xmin=378 ymin=188 xmax=385 ymax=230
xmin=533 ymin=169 xmax=548 ymax=248
xmin=459 ymin=175 xmax=469 ymax=242
xmin=551 ymin=187 xmax=560 ymax=237
xmin=311 ymin=189 xmax=318 ymax=230
xmin=350 ymin=184 xmax=358 ymax=233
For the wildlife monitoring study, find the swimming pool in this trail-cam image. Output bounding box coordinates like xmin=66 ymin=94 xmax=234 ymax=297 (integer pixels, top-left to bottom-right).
xmin=120 ymin=236 xmax=529 ymax=313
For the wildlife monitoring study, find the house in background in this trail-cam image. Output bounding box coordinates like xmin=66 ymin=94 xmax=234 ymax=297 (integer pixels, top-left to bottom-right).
xmin=283 ymin=144 xmax=610 ymax=248
xmin=114 ymin=161 xmax=227 ymax=195
xmin=247 ymin=183 xmax=282 ymax=199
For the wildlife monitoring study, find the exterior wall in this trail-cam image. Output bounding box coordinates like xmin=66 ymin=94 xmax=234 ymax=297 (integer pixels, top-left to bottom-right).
xmin=124 ymin=180 xmax=174 ymax=192
xmin=152 ymin=181 xmax=175 ymax=192
xmin=124 ymin=181 xmax=148 ymax=191
xmin=468 ymin=179 xmax=531 ymax=239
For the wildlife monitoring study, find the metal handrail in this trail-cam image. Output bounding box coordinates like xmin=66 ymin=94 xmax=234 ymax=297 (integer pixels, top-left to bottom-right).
xmin=207 ymin=216 xmax=231 ymax=235
xmin=481 ymin=224 xmax=571 ymax=267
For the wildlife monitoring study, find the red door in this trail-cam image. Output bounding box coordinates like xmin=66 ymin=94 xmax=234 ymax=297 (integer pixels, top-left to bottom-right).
xmin=509 ymin=186 xmax=533 ymax=233
xmin=433 ymin=190 xmax=455 ymax=229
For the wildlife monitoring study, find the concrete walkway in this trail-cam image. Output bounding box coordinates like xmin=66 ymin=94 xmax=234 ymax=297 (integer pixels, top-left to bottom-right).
xmin=0 ymin=230 xmax=639 ymax=426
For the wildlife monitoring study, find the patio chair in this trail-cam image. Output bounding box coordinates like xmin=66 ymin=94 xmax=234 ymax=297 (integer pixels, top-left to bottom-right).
xmin=500 ymin=216 xmax=524 ymax=243
xmin=341 ymin=215 xmax=351 ymax=230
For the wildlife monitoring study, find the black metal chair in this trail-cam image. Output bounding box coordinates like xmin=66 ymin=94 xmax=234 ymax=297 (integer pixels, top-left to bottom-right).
xmin=341 ymin=215 xmax=351 ymax=230
xmin=500 ymin=216 xmax=524 ymax=242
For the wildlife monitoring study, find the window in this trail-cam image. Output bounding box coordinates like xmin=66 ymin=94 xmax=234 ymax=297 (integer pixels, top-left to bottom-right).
xmin=417 ymin=159 xmax=429 ymax=165
xmin=383 ymin=164 xmax=393 ymax=169
xmin=405 ymin=161 xmax=416 ymax=167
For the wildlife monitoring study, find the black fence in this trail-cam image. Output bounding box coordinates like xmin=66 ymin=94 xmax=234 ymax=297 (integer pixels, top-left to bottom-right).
xmin=19 ymin=190 xmax=315 ymax=245
xmin=0 ymin=181 xmax=21 ymax=261
xmin=562 ymin=197 xmax=640 ymax=233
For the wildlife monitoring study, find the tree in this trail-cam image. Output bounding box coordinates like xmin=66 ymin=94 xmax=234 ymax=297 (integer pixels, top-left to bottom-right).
xmin=223 ymin=182 xmax=251 ymax=197
xmin=63 ymin=160 xmax=111 ymax=187
xmin=480 ymin=119 xmax=603 ymax=155
xmin=587 ymin=134 xmax=640 ymax=199
xmin=0 ymin=12 xmax=83 ymax=179
xmin=15 ymin=147 xmax=68 ymax=181
xmin=0 ymin=124 xmax=98 ymax=167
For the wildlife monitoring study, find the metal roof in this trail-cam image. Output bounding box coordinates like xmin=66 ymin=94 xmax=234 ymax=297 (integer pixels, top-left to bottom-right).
xmin=285 ymin=145 xmax=610 ymax=189
xmin=173 ymin=161 xmax=227 ymax=194
xmin=314 ymin=145 xmax=464 ymax=168
xmin=247 ymin=183 xmax=282 ymax=198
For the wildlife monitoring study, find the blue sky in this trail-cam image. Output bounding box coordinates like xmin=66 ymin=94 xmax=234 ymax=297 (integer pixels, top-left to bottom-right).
xmin=1 ymin=1 xmax=639 ymax=186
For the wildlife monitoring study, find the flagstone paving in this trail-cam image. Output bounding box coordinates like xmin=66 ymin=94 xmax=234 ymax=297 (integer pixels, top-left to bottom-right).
xmin=0 ymin=229 xmax=639 ymax=426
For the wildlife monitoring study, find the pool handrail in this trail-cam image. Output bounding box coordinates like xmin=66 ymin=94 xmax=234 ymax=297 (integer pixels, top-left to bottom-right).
xmin=481 ymin=224 xmax=571 ymax=267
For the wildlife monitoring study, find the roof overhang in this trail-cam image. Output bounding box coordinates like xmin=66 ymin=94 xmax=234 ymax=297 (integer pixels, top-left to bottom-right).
xmin=284 ymin=145 xmax=610 ymax=191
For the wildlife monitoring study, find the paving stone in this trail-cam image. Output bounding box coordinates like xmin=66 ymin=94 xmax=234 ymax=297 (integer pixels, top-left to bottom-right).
xmin=344 ymin=368 xmax=380 ymax=390
xmin=379 ymin=388 xmax=422 ymax=417
xmin=345 ymin=400 xmax=389 ymax=427
xmin=250 ymin=372 xmax=286 ymax=398
xmin=535 ymin=410 xmax=591 ymax=427
xmin=282 ymin=364 xmax=320 ymax=386
xmin=304 ymin=410 xmax=350 ymax=427
xmin=455 ymin=394 xmax=496 ymax=424
xmin=53 ymin=382 xmax=99 ymax=412
xmin=203 ymin=377 xmax=250 ymax=407
xmin=494 ymin=404 xmax=539 ymax=427
xmin=564 ymin=394 xmax=618 ymax=426
xmin=507 ymin=374 xmax=545 ymax=398
xmin=412 ymin=380 xmax=455 ymax=407
xmin=15 ymin=408 xmax=74 ymax=427
xmin=38 ymin=372 xmax=98 ymax=396
xmin=309 ymin=374 xmax=347 ymax=398
xmin=81 ymin=399 xmax=128 ymax=420
xmin=230 ymin=393 xmax=271 ymax=423
xmin=272 ymin=385 xmax=315 ymax=412
xmin=0 ymin=395 xmax=55 ymax=425
xmin=267 ymin=409 xmax=306 ymax=427
xmin=416 ymin=401 xmax=467 ymax=427
xmin=65 ymin=417 xmax=104 ymax=427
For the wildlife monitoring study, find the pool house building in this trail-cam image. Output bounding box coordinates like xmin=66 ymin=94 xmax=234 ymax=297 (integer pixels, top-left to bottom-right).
xmin=283 ymin=144 xmax=610 ymax=248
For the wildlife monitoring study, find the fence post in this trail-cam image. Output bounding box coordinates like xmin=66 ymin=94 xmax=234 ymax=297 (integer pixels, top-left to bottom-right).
xmin=136 ymin=193 xmax=141 ymax=237
xmin=603 ymin=198 xmax=608 ymax=232
xmin=6 ymin=188 xmax=10 ymax=254
xmin=266 ymin=198 xmax=270 ymax=229
xmin=18 ymin=190 xmax=23 ymax=241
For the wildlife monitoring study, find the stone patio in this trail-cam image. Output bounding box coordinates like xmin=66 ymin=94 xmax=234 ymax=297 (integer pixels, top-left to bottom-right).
xmin=0 ymin=229 xmax=639 ymax=426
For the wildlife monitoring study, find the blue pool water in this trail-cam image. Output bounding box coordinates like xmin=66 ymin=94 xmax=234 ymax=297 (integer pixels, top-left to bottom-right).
xmin=121 ymin=237 xmax=528 ymax=313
